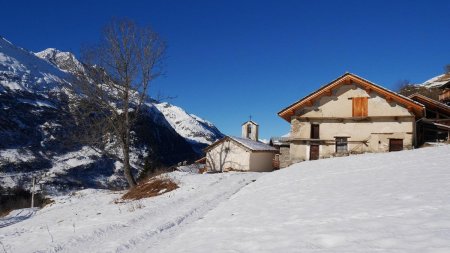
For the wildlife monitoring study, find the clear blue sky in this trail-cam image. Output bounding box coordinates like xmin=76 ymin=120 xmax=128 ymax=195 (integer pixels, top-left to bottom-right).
xmin=2 ymin=0 xmax=450 ymax=139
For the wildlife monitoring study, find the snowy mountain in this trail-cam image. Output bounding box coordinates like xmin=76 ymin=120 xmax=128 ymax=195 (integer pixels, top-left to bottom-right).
xmin=35 ymin=48 xmax=85 ymax=75
xmin=0 ymin=37 xmax=70 ymax=92
xmin=1 ymin=145 xmax=449 ymax=252
xmin=420 ymin=72 xmax=450 ymax=88
xmin=155 ymin=102 xmax=224 ymax=147
xmin=0 ymin=37 xmax=223 ymax=192
xmin=34 ymin=47 xmax=223 ymax=148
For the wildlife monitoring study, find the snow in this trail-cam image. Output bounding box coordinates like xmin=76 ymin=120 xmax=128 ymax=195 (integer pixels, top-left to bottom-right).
xmin=230 ymin=136 xmax=277 ymax=151
xmin=18 ymin=98 xmax=56 ymax=108
xmin=49 ymin=147 xmax=97 ymax=174
xmin=158 ymin=146 xmax=450 ymax=253
xmin=0 ymin=208 xmax=38 ymax=229
xmin=0 ymin=149 xmax=35 ymax=163
xmin=0 ymin=172 xmax=260 ymax=253
xmin=35 ymin=48 xmax=85 ymax=74
xmin=421 ymin=73 xmax=450 ymax=88
xmin=1 ymin=146 xmax=450 ymax=252
xmin=154 ymin=102 xmax=223 ymax=145
xmin=0 ymin=38 xmax=70 ymax=93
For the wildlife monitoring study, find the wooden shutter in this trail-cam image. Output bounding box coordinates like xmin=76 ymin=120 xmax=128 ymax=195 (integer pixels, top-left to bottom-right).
xmin=352 ymin=97 xmax=368 ymax=117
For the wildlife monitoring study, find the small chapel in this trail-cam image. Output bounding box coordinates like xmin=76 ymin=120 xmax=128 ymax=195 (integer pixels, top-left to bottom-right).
xmin=203 ymin=120 xmax=277 ymax=172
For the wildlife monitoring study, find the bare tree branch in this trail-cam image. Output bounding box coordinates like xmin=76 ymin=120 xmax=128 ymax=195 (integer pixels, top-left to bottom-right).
xmin=71 ymin=18 xmax=166 ymax=188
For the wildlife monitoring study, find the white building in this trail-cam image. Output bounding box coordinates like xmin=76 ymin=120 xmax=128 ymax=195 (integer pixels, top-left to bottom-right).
xmin=204 ymin=121 xmax=277 ymax=172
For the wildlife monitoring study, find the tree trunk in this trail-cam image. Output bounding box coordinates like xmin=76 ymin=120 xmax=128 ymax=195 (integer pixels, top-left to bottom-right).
xmin=122 ymin=87 xmax=137 ymax=188
xmin=122 ymin=141 xmax=137 ymax=188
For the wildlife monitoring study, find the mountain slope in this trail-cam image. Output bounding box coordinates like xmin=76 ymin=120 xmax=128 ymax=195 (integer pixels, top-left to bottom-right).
xmin=155 ymin=102 xmax=224 ymax=147
xmin=34 ymin=47 xmax=223 ymax=148
xmin=0 ymin=37 xmax=70 ymax=93
xmin=35 ymin=48 xmax=85 ymax=75
xmin=0 ymin=37 xmax=223 ymax=192
xmin=421 ymin=72 xmax=450 ymax=88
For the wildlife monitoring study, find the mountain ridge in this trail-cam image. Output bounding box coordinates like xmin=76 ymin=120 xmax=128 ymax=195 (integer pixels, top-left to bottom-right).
xmin=0 ymin=37 xmax=223 ymax=192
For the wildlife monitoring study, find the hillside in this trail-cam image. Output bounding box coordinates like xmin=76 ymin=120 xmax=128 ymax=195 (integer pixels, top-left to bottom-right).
xmin=161 ymin=145 xmax=450 ymax=253
xmin=0 ymin=37 xmax=223 ymax=192
xmin=1 ymin=146 xmax=449 ymax=252
xmin=398 ymin=72 xmax=449 ymax=100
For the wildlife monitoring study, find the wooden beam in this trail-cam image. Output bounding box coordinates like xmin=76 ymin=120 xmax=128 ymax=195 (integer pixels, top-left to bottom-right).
xmin=324 ymin=89 xmax=332 ymax=96
xmin=386 ymin=96 xmax=393 ymax=103
xmin=365 ymin=87 xmax=371 ymax=95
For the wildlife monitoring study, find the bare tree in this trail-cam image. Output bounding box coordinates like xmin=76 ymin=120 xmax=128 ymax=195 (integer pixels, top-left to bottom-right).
xmin=445 ymin=64 xmax=450 ymax=74
xmin=74 ymin=18 xmax=166 ymax=188
xmin=395 ymin=79 xmax=411 ymax=92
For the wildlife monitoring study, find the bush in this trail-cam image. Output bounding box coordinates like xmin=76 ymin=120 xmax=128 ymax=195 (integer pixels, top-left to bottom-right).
xmin=121 ymin=176 xmax=178 ymax=201
xmin=0 ymin=187 xmax=53 ymax=217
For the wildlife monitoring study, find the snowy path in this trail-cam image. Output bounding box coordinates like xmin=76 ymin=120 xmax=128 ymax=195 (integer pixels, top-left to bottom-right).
xmin=0 ymin=172 xmax=260 ymax=253
xmin=0 ymin=208 xmax=37 ymax=228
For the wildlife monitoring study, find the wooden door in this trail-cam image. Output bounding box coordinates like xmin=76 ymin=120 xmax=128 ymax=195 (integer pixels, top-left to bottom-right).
xmin=389 ymin=139 xmax=403 ymax=152
xmin=310 ymin=145 xmax=319 ymax=160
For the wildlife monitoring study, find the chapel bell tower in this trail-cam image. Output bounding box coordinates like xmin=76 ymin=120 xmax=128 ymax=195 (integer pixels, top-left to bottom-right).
xmin=242 ymin=119 xmax=259 ymax=141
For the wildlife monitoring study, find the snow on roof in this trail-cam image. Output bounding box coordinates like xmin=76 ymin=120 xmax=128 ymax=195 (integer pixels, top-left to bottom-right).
xmin=229 ymin=136 xmax=277 ymax=152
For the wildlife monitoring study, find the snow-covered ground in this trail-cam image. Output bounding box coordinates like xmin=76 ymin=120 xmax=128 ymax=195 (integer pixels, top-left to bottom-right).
xmin=0 ymin=172 xmax=260 ymax=253
xmin=158 ymin=145 xmax=450 ymax=253
xmin=1 ymin=146 xmax=449 ymax=253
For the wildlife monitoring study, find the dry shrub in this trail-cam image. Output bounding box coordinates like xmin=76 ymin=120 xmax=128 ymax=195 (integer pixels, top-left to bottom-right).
xmin=122 ymin=176 xmax=178 ymax=201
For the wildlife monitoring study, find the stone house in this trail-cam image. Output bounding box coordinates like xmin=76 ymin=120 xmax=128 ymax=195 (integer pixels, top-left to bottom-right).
xmin=276 ymin=73 xmax=426 ymax=167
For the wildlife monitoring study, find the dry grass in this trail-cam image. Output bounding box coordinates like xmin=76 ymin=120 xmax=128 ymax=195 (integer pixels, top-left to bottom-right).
xmin=0 ymin=210 xmax=11 ymax=217
xmin=122 ymin=176 xmax=179 ymax=201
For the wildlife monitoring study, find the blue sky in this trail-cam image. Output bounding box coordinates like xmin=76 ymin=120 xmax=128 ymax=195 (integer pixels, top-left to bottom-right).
xmin=2 ymin=0 xmax=450 ymax=139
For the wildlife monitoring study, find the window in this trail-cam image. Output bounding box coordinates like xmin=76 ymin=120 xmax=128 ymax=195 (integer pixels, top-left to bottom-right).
xmin=389 ymin=139 xmax=403 ymax=152
xmin=352 ymin=97 xmax=368 ymax=117
xmin=310 ymin=124 xmax=319 ymax=139
xmin=335 ymin=137 xmax=348 ymax=153
xmin=247 ymin=124 xmax=252 ymax=138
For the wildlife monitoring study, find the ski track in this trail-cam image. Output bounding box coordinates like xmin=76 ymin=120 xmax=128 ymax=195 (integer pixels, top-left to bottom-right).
xmin=0 ymin=208 xmax=37 ymax=228
xmin=36 ymin=173 xmax=260 ymax=253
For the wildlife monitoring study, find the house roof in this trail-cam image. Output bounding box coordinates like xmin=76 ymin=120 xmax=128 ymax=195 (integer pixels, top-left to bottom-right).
xmin=409 ymin=94 xmax=450 ymax=117
xmin=230 ymin=136 xmax=277 ymax=151
xmin=278 ymin=73 xmax=425 ymax=122
xmin=204 ymin=136 xmax=277 ymax=152
xmin=241 ymin=120 xmax=259 ymax=126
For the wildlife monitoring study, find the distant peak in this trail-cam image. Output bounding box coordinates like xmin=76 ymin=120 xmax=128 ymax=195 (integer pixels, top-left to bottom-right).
xmin=35 ymin=48 xmax=84 ymax=74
